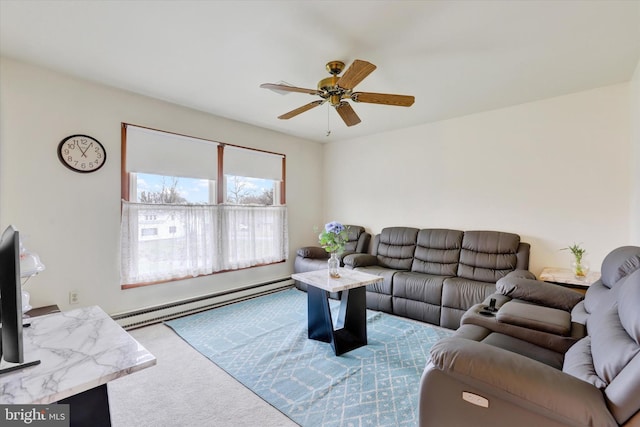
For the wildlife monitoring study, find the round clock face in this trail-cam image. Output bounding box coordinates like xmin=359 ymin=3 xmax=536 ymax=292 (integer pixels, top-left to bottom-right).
xmin=57 ymin=135 xmax=106 ymax=173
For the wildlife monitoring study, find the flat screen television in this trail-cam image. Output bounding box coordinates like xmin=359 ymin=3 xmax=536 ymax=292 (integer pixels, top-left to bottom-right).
xmin=0 ymin=225 xmax=40 ymax=375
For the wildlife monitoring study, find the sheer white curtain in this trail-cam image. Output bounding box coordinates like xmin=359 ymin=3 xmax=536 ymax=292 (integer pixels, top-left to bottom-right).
xmin=220 ymin=205 xmax=288 ymax=270
xmin=121 ymin=202 xmax=287 ymax=285
xmin=121 ymin=202 xmax=219 ymax=284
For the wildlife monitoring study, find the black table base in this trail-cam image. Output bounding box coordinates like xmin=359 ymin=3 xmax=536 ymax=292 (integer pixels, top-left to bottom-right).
xmin=307 ymin=285 xmax=367 ymax=356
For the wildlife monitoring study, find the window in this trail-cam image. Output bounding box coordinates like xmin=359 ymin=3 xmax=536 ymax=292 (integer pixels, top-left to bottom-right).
xmin=225 ymin=175 xmax=275 ymax=205
xmin=135 ymin=173 xmax=213 ymax=205
xmin=120 ymin=124 xmax=287 ymax=288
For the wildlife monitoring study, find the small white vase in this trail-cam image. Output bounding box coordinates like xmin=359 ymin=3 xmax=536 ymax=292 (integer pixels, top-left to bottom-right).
xmin=328 ymin=252 xmax=340 ymax=278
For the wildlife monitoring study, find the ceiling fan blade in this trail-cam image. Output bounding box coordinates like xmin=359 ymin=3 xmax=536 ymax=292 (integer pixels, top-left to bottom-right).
xmin=351 ymin=92 xmax=415 ymax=107
xmin=335 ymin=102 xmax=361 ymax=127
xmin=336 ymin=60 xmax=377 ymax=90
xmin=278 ymin=100 xmax=325 ymax=120
xmin=260 ymin=83 xmax=321 ymax=95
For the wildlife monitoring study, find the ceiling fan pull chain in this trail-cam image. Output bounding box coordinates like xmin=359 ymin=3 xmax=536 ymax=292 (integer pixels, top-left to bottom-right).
xmin=326 ymin=102 xmax=331 ymax=137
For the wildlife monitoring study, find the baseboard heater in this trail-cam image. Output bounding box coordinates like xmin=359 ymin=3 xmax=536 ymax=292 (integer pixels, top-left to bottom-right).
xmin=112 ymin=278 xmax=294 ymax=330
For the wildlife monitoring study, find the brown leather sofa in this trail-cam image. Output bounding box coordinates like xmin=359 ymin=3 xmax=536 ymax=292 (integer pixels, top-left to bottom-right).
xmin=343 ymin=227 xmax=530 ymax=329
xmin=419 ymin=245 xmax=640 ymax=427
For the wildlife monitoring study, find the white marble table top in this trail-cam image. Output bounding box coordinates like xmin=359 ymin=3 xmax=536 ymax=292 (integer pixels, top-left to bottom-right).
xmin=539 ymin=267 xmax=601 ymax=287
xmin=0 ymin=305 xmax=156 ymax=404
xmin=292 ymin=268 xmax=383 ymax=293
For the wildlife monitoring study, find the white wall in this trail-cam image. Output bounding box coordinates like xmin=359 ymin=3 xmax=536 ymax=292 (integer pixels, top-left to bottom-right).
xmin=2 ymin=56 xmax=635 ymax=315
xmin=630 ymin=59 xmax=640 ymax=245
xmin=0 ymin=57 xmax=324 ymax=314
xmin=324 ymin=84 xmax=632 ymax=275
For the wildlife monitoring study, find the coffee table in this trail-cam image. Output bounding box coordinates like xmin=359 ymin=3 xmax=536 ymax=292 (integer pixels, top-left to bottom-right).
xmin=291 ymin=268 xmax=383 ymax=355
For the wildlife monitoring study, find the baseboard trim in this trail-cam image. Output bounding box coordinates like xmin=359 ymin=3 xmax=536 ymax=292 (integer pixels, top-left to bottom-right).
xmin=112 ymin=278 xmax=294 ymax=330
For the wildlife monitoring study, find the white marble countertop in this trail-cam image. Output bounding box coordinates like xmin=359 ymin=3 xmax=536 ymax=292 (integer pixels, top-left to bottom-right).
xmin=0 ymin=305 xmax=156 ymax=404
xmin=292 ymin=268 xmax=383 ymax=293
xmin=539 ymin=267 xmax=601 ymax=287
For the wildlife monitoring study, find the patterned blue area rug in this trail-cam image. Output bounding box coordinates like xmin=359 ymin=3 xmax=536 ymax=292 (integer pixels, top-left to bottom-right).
xmin=165 ymin=288 xmax=451 ymax=427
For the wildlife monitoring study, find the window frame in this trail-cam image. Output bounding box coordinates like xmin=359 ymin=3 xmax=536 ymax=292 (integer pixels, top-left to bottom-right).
xmin=120 ymin=123 xmax=287 ymax=289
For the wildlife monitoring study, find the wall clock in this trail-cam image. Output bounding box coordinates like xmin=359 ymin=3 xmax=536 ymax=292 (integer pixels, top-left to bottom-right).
xmin=57 ymin=134 xmax=106 ymax=173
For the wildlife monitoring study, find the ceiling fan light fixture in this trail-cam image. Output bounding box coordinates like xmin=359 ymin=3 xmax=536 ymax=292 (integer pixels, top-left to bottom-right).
xmin=326 ymin=61 xmax=345 ymax=76
xmin=317 ymin=76 xmax=339 ymax=92
xmin=261 ymin=59 xmax=414 ymax=127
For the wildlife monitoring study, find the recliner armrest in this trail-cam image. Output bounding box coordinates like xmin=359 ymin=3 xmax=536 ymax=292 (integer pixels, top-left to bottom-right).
xmin=343 ymin=253 xmax=378 ymax=268
xmin=496 ymin=274 xmax=583 ymax=311
xmin=428 ymin=337 xmax=617 ymax=427
xmin=461 ymin=304 xmax=581 ymax=353
xmin=497 ymin=301 xmax=571 ymax=336
xmin=296 ymin=246 xmax=329 ymax=259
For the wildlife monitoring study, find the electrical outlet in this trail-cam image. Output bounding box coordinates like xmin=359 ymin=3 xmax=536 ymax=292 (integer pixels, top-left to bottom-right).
xmin=69 ymin=290 xmax=79 ymax=305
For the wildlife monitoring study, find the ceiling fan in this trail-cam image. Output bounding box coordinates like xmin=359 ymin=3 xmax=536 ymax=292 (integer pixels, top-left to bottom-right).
xmin=260 ymin=60 xmax=415 ymax=127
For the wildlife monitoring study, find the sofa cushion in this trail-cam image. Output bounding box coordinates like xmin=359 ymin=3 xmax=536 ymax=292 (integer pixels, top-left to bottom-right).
xmin=481 ymin=332 xmax=564 ymax=369
xmin=497 ymin=276 xmax=584 ymax=311
xmin=375 ymin=227 xmax=418 ymax=270
xmin=618 ymin=268 xmax=640 ymax=345
xmin=392 ymin=271 xmax=447 ymax=324
xmin=441 ymin=277 xmax=497 ymax=328
xmin=590 ymin=304 xmax=639 ymax=385
xmin=443 ymin=277 xmax=497 ymax=311
xmin=600 ymin=246 xmax=640 ymax=288
xmin=354 ymin=265 xmax=397 ymax=313
xmin=411 ymin=229 xmax=463 ymax=276
xmin=601 ymin=269 xmax=640 ymax=425
xmin=563 ymin=337 xmax=607 ymax=389
xmin=457 ymin=231 xmax=520 ymax=283
xmin=343 ymin=225 xmax=369 ymax=253
xmin=496 ymin=301 xmax=571 ymax=336
xmin=393 ymin=272 xmax=446 ymax=306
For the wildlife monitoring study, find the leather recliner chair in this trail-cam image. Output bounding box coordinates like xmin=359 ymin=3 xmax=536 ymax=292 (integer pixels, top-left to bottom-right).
xmin=418 ymin=246 xmax=640 ymax=427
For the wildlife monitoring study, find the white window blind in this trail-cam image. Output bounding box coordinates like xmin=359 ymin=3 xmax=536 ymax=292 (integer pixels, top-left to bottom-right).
xmin=126 ymin=125 xmax=218 ymax=180
xmin=224 ymin=145 xmax=283 ymax=181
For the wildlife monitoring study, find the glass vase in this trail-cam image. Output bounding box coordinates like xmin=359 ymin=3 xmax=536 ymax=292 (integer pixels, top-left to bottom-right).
xmin=328 ymin=252 xmax=340 ymax=278
xmin=571 ymin=259 xmax=590 ymax=280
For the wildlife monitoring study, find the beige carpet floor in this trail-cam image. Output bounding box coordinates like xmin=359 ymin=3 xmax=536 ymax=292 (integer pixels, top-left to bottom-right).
xmin=108 ymin=323 xmax=298 ymax=427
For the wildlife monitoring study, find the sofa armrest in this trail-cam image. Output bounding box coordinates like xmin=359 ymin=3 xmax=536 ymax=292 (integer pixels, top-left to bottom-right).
xmin=462 ymin=303 xmax=581 ymax=353
xmin=429 ymin=337 xmax=617 ymax=427
xmin=482 ymin=293 xmax=512 ymax=309
xmin=496 ymin=274 xmax=583 ymax=311
xmin=343 ymin=253 xmax=378 ymax=268
xmin=296 ymin=246 xmax=329 ymax=259
xmin=503 ymin=269 xmax=537 ymax=280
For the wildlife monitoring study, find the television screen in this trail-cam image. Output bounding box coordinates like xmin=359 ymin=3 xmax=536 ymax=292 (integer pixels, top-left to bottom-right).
xmin=0 ymin=225 xmax=40 ymax=374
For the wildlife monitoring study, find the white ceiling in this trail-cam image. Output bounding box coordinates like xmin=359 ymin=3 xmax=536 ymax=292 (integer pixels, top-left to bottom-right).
xmin=1 ymin=1 xmax=639 ymax=143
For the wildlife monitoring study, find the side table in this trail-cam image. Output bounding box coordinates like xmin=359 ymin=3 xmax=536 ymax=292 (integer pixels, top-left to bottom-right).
xmin=539 ymin=267 xmax=601 ymax=294
xmin=291 ymin=268 xmax=383 ymax=356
